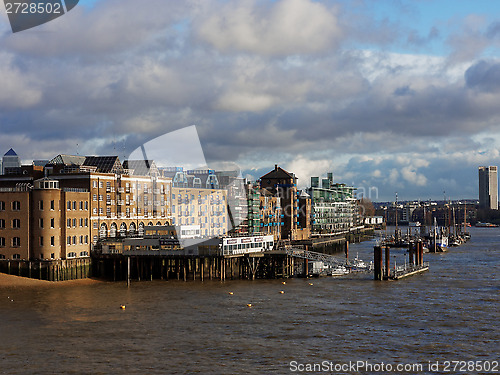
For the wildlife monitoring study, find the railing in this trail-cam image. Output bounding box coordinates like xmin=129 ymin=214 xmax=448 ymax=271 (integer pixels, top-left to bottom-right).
xmin=285 ymin=248 xmax=346 ymax=267
xmin=392 ymin=262 xmax=429 ymax=278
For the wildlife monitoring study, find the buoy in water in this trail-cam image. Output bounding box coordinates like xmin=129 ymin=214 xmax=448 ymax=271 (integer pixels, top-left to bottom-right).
xmin=246 ymin=303 xmax=252 ymax=307
xmin=280 ymin=290 xmax=285 ymax=294
xmin=309 ymin=283 xmax=314 ymax=286
xmin=282 ymin=281 xmax=286 ymax=285
xmin=228 ymin=292 xmax=234 ymax=295
xmin=120 ymin=305 xmax=126 ymax=310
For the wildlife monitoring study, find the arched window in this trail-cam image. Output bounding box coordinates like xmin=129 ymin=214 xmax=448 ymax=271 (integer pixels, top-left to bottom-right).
xmin=110 ymin=223 xmax=117 ymax=237
xmin=138 ymin=222 xmax=145 ymax=236
xmin=119 ymin=223 xmax=127 ymax=237
xmin=100 ymin=223 xmax=108 ymax=238
xmin=129 ymin=222 xmax=137 ymax=236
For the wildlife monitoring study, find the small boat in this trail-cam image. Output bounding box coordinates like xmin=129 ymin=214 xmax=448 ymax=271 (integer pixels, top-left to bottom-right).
xmin=475 ymin=222 xmax=499 ymax=228
xmin=329 ymin=265 xmax=350 ymax=276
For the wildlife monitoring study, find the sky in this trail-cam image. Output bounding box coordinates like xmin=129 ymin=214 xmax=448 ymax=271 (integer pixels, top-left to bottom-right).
xmin=1 ymin=0 xmax=500 ymax=201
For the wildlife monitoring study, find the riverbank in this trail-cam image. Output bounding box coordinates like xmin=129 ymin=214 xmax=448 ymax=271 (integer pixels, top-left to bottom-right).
xmin=0 ymin=272 xmax=103 ymax=288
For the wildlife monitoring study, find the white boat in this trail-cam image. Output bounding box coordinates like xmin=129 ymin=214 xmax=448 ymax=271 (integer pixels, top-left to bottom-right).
xmin=351 ymin=253 xmax=367 ymax=269
xmin=328 ymin=265 xmax=350 ymax=276
xmin=409 ymin=221 xmax=421 ymax=227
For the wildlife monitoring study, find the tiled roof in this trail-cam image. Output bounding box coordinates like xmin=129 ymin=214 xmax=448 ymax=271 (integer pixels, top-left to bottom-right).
xmin=260 ymin=165 xmax=295 ymax=180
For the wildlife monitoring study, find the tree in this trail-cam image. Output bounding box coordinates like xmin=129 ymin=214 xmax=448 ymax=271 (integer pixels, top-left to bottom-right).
xmin=358 ymin=197 xmax=375 ymax=217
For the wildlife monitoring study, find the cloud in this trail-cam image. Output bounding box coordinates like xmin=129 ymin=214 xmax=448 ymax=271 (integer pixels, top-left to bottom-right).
xmin=195 ymin=0 xmax=342 ymax=56
xmin=465 ymin=60 xmax=500 ymax=92
xmin=0 ymin=0 xmax=499 ymax=202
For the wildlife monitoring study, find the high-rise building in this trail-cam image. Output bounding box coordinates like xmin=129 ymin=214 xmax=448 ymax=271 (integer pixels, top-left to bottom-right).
xmin=479 ymin=166 xmax=498 ymax=210
xmin=2 ymin=148 xmax=21 ymax=174
xmin=307 ymin=173 xmax=359 ymax=234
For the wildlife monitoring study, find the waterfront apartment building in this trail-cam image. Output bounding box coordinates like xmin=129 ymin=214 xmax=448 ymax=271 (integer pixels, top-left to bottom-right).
xmin=259 ymin=165 xmax=310 ymax=241
xmin=0 ymin=155 xmax=233 ymax=260
xmin=307 ymin=173 xmax=359 ymax=234
xmin=479 ymin=166 xmax=498 ymax=210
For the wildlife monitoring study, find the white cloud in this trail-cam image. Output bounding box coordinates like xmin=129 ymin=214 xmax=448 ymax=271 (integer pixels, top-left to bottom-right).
xmin=196 ymin=0 xmax=342 ymax=56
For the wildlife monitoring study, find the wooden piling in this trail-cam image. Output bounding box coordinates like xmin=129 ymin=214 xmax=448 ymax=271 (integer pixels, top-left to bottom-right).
xmin=385 ymin=246 xmax=390 ymax=279
xmin=374 ymin=246 xmax=383 ymax=280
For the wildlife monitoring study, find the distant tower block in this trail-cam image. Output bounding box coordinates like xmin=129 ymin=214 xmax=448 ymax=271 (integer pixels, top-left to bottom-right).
xmin=2 ymin=148 xmax=21 ymax=175
xmin=479 ymin=166 xmax=498 ymax=210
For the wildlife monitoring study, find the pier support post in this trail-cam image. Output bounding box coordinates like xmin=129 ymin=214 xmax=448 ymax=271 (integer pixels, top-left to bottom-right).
xmin=345 ymin=240 xmax=349 ymax=260
xmin=127 ymin=256 xmax=131 ymax=287
xmin=409 ymin=243 xmax=414 ymax=266
xmin=418 ymin=241 xmax=423 ymax=266
xmin=374 ymin=246 xmax=383 ymax=280
xmin=385 ymin=246 xmax=390 ymax=279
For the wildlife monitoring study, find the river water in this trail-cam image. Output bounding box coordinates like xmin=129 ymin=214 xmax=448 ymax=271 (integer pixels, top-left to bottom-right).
xmin=1 ymin=227 xmax=499 ymax=374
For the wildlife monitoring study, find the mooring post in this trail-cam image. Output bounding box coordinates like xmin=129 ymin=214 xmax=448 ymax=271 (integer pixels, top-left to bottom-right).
xmin=385 ymin=246 xmax=390 ymax=279
xmin=418 ymin=241 xmax=424 ymax=266
xmin=127 ymin=256 xmax=131 ymax=287
xmin=409 ymin=242 xmax=414 ymax=266
xmin=374 ymin=246 xmax=383 ymax=280
xmin=345 ymin=240 xmax=349 ymax=260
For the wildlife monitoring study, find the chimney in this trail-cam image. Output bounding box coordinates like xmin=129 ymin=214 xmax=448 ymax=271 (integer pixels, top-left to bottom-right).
xmin=275 ymin=164 xmax=278 ymax=170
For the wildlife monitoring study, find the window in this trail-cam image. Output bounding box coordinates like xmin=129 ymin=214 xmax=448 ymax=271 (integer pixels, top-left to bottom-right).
xmin=39 ymin=218 xmax=43 ymax=228
xmin=40 ymin=237 xmax=44 ymax=246
xmin=0 ymin=237 xmax=5 ymax=247
xmin=0 ymin=201 xmax=4 ymax=211
xmin=67 ymin=219 xmax=71 ymax=228
xmin=99 ymin=195 xmax=103 ymax=201
xmin=50 ymin=218 xmax=55 ymax=228
xmin=13 ymin=254 xmax=20 ymax=259
xmin=93 ymin=181 xmax=97 ymax=188
xmin=0 ymin=254 xmax=5 ymax=259
xmin=93 ymin=208 xmax=97 ymax=215
xmin=93 ymin=222 xmax=98 ymax=229
xmin=39 ymin=200 xmax=44 ymax=210
xmin=67 ymin=201 xmax=71 ymax=210
xmin=73 ymin=218 xmax=77 ymax=227
xmin=12 ymin=201 xmax=21 ymax=211
xmin=12 ymin=219 xmax=20 ymax=229
xmin=85 ymin=235 xmax=88 ymax=244
xmin=93 ymin=194 xmax=97 ymax=201
xmin=99 ymin=181 xmax=103 ymax=188
xmin=72 ymin=201 xmax=77 ymax=210
xmin=99 ymin=208 xmax=103 ymax=215
xmin=67 ymin=236 xmax=71 ymax=245
xmin=51 ymin=236 xmax=55 ymax=246
xmin=72 ymin=236 xmax=77 ymax=245
xmin=12 ymin=237 xmax=20 ymax=247
xmin=85 ymin=218 xmax=88 ymax=227
xmin=80 ymin=251 xmax=89 ymax=257
xmin=79 ymin=201 xmax=84 ymax=210
xmin=79 ymin=235 xmax=83 ymax=244
xmin=51 ymin=200 xmax=55 ymax=210
xmin=85 ymin=201 xmax=88 ymax=210
xmin=0 ymin=219 xmax=4 ymax=229
xmin=67 ymin=252 xmax=76 ymax=258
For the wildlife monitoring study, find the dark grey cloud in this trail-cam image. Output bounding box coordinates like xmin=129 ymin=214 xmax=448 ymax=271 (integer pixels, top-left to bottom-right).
xmin=0 ymin=0 xmax=499 ymax=201
xmin=465 ymin=60 xmax=500 ymax=92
